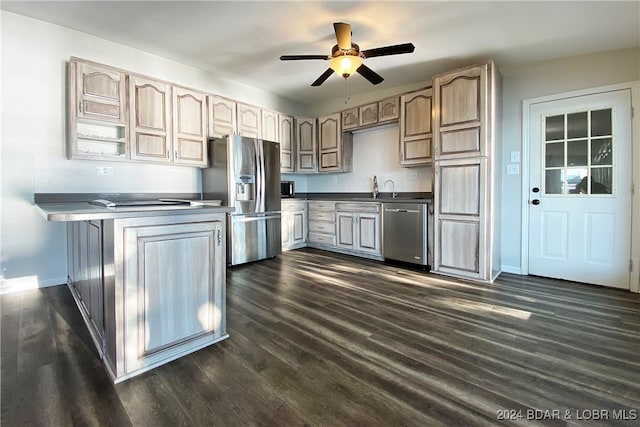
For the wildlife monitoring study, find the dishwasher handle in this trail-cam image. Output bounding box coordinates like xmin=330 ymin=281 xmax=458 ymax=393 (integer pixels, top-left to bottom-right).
xmin=384 ymin=208 xmax=420 ymax=213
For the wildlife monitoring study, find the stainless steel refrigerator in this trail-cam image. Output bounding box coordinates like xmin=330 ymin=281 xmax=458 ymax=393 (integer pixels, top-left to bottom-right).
xmin=202 ymin=135 xmax=281 ymax=265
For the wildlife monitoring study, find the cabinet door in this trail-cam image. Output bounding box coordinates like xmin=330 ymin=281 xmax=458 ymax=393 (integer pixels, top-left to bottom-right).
xmin=237 ymin=103 xmax=261 ymax=138
xmin=130 ymin=76 xmax=172 ymax=163
xmin=356 ymin=213 xmax=381 ymax=255
xmin=291 ymin=211 xmax=306 ymax=245
xmin=75 ymin=61 xmax=127 ymax=124
xmin=359 ymin=103 xmax=378 ymax=127
xmin=318 ymin=113 xmax=342 ymax=172
xmin=208 ymin=95 xmax=236 ymax=138
xmin=378 ymin=97 xmax=400 ymax=122
xmin=433 ymin=64 xmax=487 ymax=159
xmin=172 ymin=86 xmax=207 ymax=167
xmin=433 ymin=157 xmax=486 ymax=279
xmin=261 ymin=110 xmax=279 ymax=142
xmin=400 ymin=88 xmax=433 ymax=166
xmin=295 ymin=117 xmax=317 ymax=172
xmin=341 ymin=107 xmax=359 ymax=130
xmin=281 ymin=211 xmax=292 ymax=248
xmin=279 ymin=115 xmax=295 ymax=173
xmin=336 ymin=212 xmax=355 ymax=250
xmin=123 ymin=221 xmax=224 ymax=373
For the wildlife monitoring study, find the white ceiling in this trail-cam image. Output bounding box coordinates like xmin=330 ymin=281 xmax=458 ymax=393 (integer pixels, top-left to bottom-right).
xmin=2 ymin=1 xmax=639 ymax=105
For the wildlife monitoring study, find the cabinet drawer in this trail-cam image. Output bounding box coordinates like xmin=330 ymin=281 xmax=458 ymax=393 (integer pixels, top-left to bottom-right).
xmin=336 ymin=202 xmax=380 ymax=213
xmin=309 ymin=221 xmax=335 ymax=234
xmin=282 ymin=200 xmax=306 ymax=212
xmin=308 ymin=210 xmax=335 ymax=221
xmin=308 ymin=201 xmax=335 ymax=211
xmin=308 ymin=233 xmax=336 ymax=246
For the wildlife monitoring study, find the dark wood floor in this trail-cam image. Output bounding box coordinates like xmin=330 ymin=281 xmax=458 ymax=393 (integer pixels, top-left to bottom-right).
xmin=2 ymin=248 xmax=640 ymax=426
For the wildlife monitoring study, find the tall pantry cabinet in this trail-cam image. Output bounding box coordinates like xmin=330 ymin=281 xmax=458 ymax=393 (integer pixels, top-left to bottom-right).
xmin=431 ymin=62 xmax=502 ymax=283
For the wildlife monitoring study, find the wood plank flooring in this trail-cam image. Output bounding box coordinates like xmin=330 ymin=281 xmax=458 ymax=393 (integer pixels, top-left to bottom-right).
xmin=2 ymin=248 xmax=640 ymax=426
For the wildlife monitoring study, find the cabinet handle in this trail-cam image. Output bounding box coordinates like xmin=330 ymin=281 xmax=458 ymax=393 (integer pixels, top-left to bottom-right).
xmin=78 ymin=101 xmax=82 ymax=114
xmin=217 ymin=228 xmax=222 ymax=246
xmin=174 ymin=150 xmax=178 ymax=160
xmin=166 ymin=149 xmax=170 ymax=159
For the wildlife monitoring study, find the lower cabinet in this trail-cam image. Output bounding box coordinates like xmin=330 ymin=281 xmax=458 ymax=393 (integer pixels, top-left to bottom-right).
xmin=336 ymin=203 xmax=381 ymax=257
xmin=307 ymin=201 xmax=337 ymax=247
xmin=282 ymin=200 xmax=307 ymax=251
xmin=67 ymin=212 xmax=228 ymax=383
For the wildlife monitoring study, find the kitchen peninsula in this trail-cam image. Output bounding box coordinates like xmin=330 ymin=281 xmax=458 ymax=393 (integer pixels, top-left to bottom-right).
xmin=35 ymin=194 xmax=234 ymax=383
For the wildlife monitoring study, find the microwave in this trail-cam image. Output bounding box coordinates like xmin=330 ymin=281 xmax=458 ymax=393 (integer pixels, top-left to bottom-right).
xmin=280 ymin=181 xmax=295 ymax=198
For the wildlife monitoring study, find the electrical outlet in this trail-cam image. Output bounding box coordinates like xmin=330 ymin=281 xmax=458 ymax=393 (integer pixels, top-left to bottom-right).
xmin=506 ymin=164 xmax=520 ymax=175
xmin=332 ymin=175 xmax=338 ymax=184
xmin=408 ymin=170 xmax=419 ymax=181
xmin=97 ymin=166 xmax=113 ymax=176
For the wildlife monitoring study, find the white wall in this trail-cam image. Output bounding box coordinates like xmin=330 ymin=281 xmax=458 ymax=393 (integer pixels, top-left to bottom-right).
xmin=0 ymin=12 xmax=301 ymax=292
xmin=500 ymin=47 xmax=640 ymax=273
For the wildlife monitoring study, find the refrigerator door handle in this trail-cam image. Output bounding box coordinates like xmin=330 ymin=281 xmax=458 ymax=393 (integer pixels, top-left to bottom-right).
xmin=253 ymin=139 xmax=262 ymax=213
xmin=257 ymin=140 xmax=266 ymax=213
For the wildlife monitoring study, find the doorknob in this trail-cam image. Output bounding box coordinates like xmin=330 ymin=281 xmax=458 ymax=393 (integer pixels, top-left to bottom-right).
xmin=531 ymin=199 xmax=540 ymax=205
xmin=532 ymin=187 xmax=540 ymax=193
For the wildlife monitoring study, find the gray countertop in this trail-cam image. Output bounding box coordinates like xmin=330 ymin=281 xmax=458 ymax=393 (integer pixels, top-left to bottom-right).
xmin=36 ymin=202 xmax=234 ymax=222
xmin=283 ymin=197 xmax=431 ymax=204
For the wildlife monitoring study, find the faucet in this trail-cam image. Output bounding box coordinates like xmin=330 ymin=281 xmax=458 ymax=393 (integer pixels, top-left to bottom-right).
xmin=372 ymin=176 xmax=379 ymax=199
xmin=384 ymin=179 xmax=397 ymax=198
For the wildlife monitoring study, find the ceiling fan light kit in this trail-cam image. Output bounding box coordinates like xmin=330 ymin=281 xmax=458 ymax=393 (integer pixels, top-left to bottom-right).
xmin=329 ymin=55 xmax=362 ymax=78
xmin=279 ymin=22 xmax=415 ymax=87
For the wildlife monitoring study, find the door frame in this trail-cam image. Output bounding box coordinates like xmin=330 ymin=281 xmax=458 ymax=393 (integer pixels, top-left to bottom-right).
xmin=520 ymin=81 xmax=640 ymax=293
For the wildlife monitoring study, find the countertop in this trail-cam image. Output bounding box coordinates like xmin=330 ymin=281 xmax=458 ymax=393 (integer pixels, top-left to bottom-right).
xmin=34 ymin=193 xmax=234 ymax=222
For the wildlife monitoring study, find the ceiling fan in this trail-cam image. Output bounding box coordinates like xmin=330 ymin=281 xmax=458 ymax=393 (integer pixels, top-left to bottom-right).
xmin=280 ymin=22 xmax=415 ymax=87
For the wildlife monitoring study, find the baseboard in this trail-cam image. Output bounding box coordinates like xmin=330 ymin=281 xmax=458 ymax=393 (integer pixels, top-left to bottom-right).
xmin=500 ymin=265 xmax=523 ymax=275
xmin=0 ymin=276 xmax=66 ymax=295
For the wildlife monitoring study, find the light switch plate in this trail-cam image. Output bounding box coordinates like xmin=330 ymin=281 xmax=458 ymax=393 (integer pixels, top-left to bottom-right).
xmin=510 ymin=151 xmax=521 ymax=163
xmin=408 ymin=170 xmax=418 ymax=180
xmin=506 ymin=164 xmax=520 ymax=175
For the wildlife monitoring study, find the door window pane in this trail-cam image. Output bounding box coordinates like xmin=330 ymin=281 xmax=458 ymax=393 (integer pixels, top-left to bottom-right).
xmin=545 ymin=142 xmax=564 ymax=167
xmin=567 ymin=169 xmax=587 ymax=194
xmin=545 ymin=115 xmax=564 ymax=141
xmin=591 ymin=109 xmax=612 ymax=137
xmin=591 ymin=168 xmax=612 ymax=194
xmin=591 ymin=138 xmax=612 ymax=165
xmin=567 ymin=112 xmax=588 ymax=138
xmin=567 ymin=139 xmax=588 ymax=166
xmin=545 ymin=169 xmax=563 ymax=194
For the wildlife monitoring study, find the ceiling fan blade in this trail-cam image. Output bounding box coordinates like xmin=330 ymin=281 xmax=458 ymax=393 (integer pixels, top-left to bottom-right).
xmin=280 ymin=55 xmax=329 ymax=61
xmin=333 ymin=22 xmax=352 ymax=50
xmin=361 ymin=43 xmax=415 ymax=58
xmin=311 ymin=68 xmax=335 ymax=86
xmin=356 ymin=64 xmax=384 ymax=85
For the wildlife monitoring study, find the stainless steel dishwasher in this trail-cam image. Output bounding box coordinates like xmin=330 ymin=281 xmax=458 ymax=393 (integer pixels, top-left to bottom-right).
xmin=382 ymin=202 xmax=429 ymax=267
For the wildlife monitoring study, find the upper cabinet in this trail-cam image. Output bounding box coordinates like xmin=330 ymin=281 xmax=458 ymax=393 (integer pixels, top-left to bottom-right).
xmin=340 ymin=96 xmax=400 ymax=132
xmin=261 ymin=110 xmax=279 ymax=142
xmin=68 ymin=58 xmax=129 ymax=160
xmin=295 ymin=117 xmax=317 ymax=173
xmin=378 ymin=97 xmax=400 ymax=123
xmin=237 ymin=103 xmax=261 ymax=138
xmin=208 ymin=96 xmax=237 ymax=138
xmin=129 ymin=75 xmax=172 ymax=163
xmin=399 ymin=88 xmax=433 ymax=166
xmin=433 ymin=66 xmax=486 ymax=160
xmin=341 ymin=107 xmax=359 ymax=131
xmin=317 ymin=113 xmax=352 ymax=173
xmin=172 ymin=86 xmax=208 ymax=167
xmin=279 ymin=115 xmax=295 ymax=173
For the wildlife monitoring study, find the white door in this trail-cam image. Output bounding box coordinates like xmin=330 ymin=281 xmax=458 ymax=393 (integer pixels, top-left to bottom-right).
xmin=528 ymin=89 xmax=632 ymax=289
